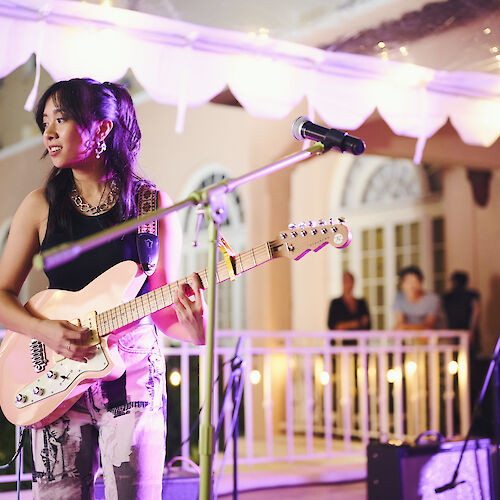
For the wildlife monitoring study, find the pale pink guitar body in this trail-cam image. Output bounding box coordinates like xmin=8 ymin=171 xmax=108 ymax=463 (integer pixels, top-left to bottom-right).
xmin=0 ymin=261 xmax=145 ymax=428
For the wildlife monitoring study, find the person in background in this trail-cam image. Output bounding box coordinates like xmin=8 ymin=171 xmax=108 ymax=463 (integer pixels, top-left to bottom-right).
xmin=327 ymin=271 xmax=371 ymax=331
xmin=393 ymin=265 xmax=445 ymax=330
xmin=443 ymin=269 xmax=481 ymax=358
xmin=443 ymin=270 xmax=480 ymax=332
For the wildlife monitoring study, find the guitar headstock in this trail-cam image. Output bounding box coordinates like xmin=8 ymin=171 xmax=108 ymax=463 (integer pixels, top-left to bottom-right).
xmin=269 ymin=218 xmax=352 ymax=261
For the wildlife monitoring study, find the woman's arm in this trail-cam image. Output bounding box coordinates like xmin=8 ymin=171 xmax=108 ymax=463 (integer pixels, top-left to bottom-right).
xmin=0 ymin=189 xmax=94 ymax=361
xmin=148 ymin=191 xmax=206 ymax=345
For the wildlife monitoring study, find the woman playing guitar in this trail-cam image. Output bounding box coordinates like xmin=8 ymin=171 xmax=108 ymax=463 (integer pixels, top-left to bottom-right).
xmin=0 ymin=78 xmax=205 ymax=499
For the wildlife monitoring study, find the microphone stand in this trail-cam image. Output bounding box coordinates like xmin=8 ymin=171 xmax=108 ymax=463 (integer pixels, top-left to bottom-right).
xmin=34 ymin=140 xmax=328 ymax=500
xmin=435 ymin=334 xmax=500 ymax=497
xmin=214 ymin=337 xmax=244 ymax=500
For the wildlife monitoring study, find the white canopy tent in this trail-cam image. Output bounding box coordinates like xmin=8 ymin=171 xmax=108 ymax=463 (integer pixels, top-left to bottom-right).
xmin=1 ymin=0 xmax=500 ymax=162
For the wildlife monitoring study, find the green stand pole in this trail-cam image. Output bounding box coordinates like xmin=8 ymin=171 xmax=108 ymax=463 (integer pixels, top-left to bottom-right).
xmin=199 ymin=215 xmax=218 ymax=500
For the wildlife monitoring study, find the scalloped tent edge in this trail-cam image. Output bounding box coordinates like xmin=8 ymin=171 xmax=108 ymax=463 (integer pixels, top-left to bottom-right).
xmin=1 ymin=0 xmax=499 ymax=164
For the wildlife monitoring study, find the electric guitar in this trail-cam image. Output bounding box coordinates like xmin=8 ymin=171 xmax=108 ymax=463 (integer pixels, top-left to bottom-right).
xmin=0 ymin=219 xmax=351 ymax=428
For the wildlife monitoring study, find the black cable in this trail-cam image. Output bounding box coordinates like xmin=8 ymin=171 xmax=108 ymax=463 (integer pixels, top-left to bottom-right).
xmin=165 ymin=356 xmax=236 ymax=471
xmin=0 ymin=427 xmax=28 ymax=470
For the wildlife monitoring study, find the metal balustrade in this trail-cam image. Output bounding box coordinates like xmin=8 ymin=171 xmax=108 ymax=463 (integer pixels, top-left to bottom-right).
xmin=0 ymin=329 xmax=470 ymax=485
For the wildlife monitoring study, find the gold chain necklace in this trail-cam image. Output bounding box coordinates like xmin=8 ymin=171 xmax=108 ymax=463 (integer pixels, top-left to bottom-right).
xmin=70 ymin=179 xmax=119 ymax=216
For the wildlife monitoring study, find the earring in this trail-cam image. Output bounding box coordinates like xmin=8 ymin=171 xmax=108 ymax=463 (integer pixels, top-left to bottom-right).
xmin=95 ymin=139 xmax=107 ymax=159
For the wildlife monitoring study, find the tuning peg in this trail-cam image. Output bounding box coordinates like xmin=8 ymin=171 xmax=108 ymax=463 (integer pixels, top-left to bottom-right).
xmin=338 ymin=217 xmax=346 ymax=223
xmin=288 ymin=223 xmax=296 ymax=230
xmin=308 ymin=220 xmax=316 ymax=227
xmin=298 ymin=222 xmax=306 ymax=228
xmin=318 ymin=219 xmax=326 ymax=226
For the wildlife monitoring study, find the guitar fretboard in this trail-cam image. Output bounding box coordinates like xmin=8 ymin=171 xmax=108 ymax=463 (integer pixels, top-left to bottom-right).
xmin=96 ymin=242 xmax=273 ymax=335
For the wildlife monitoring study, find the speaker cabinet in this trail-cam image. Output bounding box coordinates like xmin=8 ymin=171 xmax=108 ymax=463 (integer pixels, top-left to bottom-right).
xmin=367 ymin=438 xmax=493 ymax=499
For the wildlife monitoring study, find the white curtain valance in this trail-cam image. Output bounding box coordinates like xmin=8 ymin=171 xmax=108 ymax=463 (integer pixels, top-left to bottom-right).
xmin=2 ymin=0 xmax=500 ymax=160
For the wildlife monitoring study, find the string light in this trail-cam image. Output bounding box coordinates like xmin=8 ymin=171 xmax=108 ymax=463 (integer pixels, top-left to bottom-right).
xmin=377 ymin=41 xmax=386 ymax=49
xmin=448 ymin=361 xmax=459 ymax=375
xmin=258 ymin=27 xmax=269 ymax=40
xmin=319 ymin=371 xmax=330 ymax=386
xmin=386 ymin=368 xmax=402 ymax=383
xmin=250 ymin=370 xmax=261 ymax=385
xmin=405 ymin=361 xmax=417 ymax=375
xmin=483 ymin=27 xmax=492 ymax=35
xmin=169 ymin=371 xmax=181 ymax=386
xmin=490 ymin=46 xmax=499 ymax=54
xmin=399 ymin=46 xmax=409 ymax=56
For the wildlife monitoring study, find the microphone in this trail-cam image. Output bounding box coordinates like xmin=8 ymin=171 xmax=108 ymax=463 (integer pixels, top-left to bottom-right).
xmin=291 ymin=116 xmax=365 ymax=155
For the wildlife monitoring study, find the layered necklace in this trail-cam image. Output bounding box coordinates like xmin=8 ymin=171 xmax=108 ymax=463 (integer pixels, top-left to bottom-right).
xmin=70 ymin=179 xmax=119 ymax=216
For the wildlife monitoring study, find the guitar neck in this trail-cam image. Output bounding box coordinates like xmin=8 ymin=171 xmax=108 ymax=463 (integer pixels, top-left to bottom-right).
xmin=97 ymin=242 xmax=273 ymax=335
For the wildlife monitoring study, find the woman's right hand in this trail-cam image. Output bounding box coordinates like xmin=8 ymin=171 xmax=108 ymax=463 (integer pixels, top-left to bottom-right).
xmin=35 ymin=319 xmax=98 ymax=362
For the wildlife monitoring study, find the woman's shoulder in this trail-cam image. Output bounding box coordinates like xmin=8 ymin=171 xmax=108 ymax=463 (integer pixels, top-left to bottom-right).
xmin=15 ymin=188 xmax=48 ymax=222
xmin=10 ymin=188 xmax=49 ymax=240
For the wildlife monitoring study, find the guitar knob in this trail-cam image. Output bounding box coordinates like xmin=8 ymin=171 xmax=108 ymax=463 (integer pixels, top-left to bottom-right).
xmin=311 ymin=229 xmax=318 ymax=235
xmin=47 ymin=370 xmax=58 ymax=379
xmin=16 ymin=394 xmax=26 ymax=403
xmin=288 ymin=223 xmax=296 ymax=230
xmin=301 ymin=230 xmax=307 ymax=236
xmin=291 ymin=231 xmax=298 ymax=238
xmin=321 ymin=228 xmax=327 ymax=234
xmin=33 ymin=387 xmax=44 ymax=396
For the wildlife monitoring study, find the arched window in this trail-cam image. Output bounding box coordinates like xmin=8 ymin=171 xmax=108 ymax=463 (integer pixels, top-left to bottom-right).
xmin=331 ymin=155 xmax=445 ymax=329
xmin=180 ymin=164 xmax=246 ymax=331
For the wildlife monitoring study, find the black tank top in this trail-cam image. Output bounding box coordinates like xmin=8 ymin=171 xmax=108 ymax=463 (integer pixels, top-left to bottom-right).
xmin=41 ymin=204 xmax=140 ymax=292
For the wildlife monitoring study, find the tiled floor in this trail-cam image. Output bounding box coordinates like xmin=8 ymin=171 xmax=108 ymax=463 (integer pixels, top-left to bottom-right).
xmin=219 ymin=482 xmax=367 ymax=500
xmin=0 ymin=482 xmax=367 ymax=500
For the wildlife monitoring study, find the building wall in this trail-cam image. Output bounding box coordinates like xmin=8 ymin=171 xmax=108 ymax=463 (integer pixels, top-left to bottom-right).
xmin=443 ymin=167 xmax=500 ymax=353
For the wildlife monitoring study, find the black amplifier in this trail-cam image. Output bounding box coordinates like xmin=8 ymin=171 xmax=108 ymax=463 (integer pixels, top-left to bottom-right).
xmin=367 ymin=437 xmax=493 ymax=500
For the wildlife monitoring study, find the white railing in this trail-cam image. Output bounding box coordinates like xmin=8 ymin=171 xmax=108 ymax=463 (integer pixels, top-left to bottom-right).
xmin=185 ymin=329 xmax=470 ymax=466
xmin=0 ymin=329 xmax=470 ymax=484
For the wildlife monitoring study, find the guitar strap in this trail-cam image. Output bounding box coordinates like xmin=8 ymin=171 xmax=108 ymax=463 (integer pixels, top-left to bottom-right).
xmin=136 ymin=184 xmax=160 ymax=276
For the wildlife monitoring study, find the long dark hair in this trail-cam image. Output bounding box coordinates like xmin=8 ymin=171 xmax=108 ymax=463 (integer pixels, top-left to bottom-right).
xmin=35 ymin=78 xmax=151 ymax=236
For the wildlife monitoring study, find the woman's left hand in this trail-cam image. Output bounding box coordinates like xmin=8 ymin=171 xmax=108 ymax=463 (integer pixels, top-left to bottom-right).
xmin=173 ymin=272 xmax=206 ymax=345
